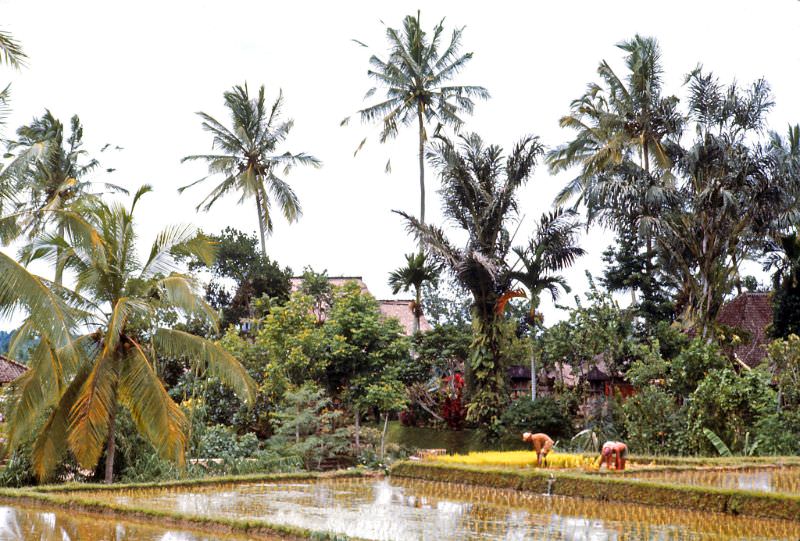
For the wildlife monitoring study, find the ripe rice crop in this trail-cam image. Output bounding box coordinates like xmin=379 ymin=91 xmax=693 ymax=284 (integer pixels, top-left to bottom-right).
xmin=432 ymin=450 xmax=600 ymax=469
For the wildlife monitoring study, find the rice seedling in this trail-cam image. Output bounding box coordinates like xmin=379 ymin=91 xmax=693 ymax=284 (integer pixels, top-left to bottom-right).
xmin=626 ymin=466 xmax=800 ymax=495
xmin=432 ymin=450 xmax=600 ymax=470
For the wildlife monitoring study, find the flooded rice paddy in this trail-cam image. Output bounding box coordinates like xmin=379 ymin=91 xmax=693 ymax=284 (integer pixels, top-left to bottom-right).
xmin=0 ymin=504 xmax=248 ymax=540
xmin=83 ymin=477 xmax=800 ymax=540
xmin=626 ymin=466 xmax=800 ymax=494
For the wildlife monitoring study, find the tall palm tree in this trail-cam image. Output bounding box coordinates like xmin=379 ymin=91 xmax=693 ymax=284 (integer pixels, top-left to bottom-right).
xmin=353 ymin=11 xmax=488 ymax=229
xmin=3 ymin=186 xmax=256 ymax=483
xmin=398 ymin=133 xmax=544 ymax=426
xmin=509 ymin=209 xmax=585 ymax=400
xmin=548 ymin=35 xmax=680 ymax=209
xmin=388 ymin=252 xmax=440 ymax=334
xmin=547 ymin=35 xmax=682 ymax=304
xmin=181 ymin=84 xmax=321 ymax=255
xmin=1 ymin=111 xmax=124 ymax=283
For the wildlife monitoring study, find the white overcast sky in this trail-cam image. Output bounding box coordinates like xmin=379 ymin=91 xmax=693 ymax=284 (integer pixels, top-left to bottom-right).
xmin=1 ymin=0 xmax=799 ymax=330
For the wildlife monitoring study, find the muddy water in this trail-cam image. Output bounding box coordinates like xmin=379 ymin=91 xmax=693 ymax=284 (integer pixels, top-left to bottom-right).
xmin=0 ymin=504 xmax=249 ymax=540
xmin=628 ymin=467 xmax=800 ymax=494
xmin=101 ymin=477 xmax=800 ymax=540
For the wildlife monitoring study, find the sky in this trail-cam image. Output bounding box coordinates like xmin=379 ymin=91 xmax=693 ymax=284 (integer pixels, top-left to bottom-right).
xmin=1 ymin=0 xmax=799 ymax=330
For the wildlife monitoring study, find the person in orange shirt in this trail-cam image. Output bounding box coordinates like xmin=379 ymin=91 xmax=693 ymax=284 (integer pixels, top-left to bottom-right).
xmin=599 ymin=441 xmax=628 ymax=470
xmin=522 ymin=432 xmax=554 ymax=467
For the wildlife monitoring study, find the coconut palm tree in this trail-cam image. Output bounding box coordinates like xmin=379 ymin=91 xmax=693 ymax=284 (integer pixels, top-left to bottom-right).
xmin=398 ymin=133 xmax=544 ymax=426
xmin=353 ymin=11 xmax=488 ymax=229
xmin=3 ymin=186 xmax=256 ymax=483
xmin=181 ymin=84 xmax=321 ymax=255
xmin=548 ymin=35 xmax=680 ymax=212
xmin=509 ymin=209 xmax=585 ymax=400
xmin=547 ymin=35 xmax=682 ymax=306
xmin=1 ymin=111 xmax=124 ymax=283
xmin=388 ymin=252 xmax=440 ymax=334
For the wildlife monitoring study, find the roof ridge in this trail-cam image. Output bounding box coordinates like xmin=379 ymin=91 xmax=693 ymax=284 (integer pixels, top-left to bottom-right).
xmin=0 ymin=355 xmax=28 ymax=370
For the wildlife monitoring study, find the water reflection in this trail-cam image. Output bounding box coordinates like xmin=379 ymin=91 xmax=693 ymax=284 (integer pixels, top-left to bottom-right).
xmin=105 ymin=478 xmax=800 ymax=540
xmin=629 ymin=467 xmax=800 ymax=494
xmin=0 ymin=505 xmax=245 ymax=540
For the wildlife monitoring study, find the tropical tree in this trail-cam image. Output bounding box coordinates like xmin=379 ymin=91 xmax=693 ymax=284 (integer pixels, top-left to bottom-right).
xmin=388 ymin=252 xmax=440 ymax=333
xmin=510 ymin=209 xmax=585 ymax=315
xmin=181 ymin=84 xmax=321 ymax=255
xmin=1 ymin=112 xmax=124 ymax=283
xmin=398 ymin=133 xmax=544 ymax=427
xmin=352 ymin=11 xmax=488 ymax=229
xmin=659 ymin=70 xmax=798 ymax=337
xmin=509 ymin=209 xmax=585 ymax=400
xmin=3 ymin=186 xmax=256 ymax=483
xmin=548 ymin=35 xmax=682 ymax=310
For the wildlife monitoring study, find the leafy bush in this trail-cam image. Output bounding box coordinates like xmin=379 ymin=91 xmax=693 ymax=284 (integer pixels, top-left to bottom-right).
xmin=622 ymin=386 xmax=687 ymax=455
xmin=196 ymin=424 xmax=259 ymax=459
xmin=687 ymin=368 xmax=777 ymax=454
xmin=499 ymin=397 xmax=572 ymax=440
xmin=671 ymin=339 xmax=727 ymax=396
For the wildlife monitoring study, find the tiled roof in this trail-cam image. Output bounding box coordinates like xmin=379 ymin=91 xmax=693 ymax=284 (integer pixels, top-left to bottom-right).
xmin=0 ymin=355 xmax=27 ymax=384
xmin=716 ymin=292 xmax=773 ymax=368
xmin=289 ymin=276 xmax=431 ymax=335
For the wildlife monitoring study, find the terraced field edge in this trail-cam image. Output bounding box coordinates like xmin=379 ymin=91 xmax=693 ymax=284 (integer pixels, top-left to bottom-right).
xmin=389 ymin=461 xmax=800 ymax=521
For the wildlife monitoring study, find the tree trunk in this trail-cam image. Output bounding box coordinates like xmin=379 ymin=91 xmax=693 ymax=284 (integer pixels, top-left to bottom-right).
xmin=380 ymin=413 xmax=389 ymax=459
xmin=417 ymin=108 xmax=426 ymax=229
xmin=354 ymin=409 xmax=361 ymax=456
xmin=255 ymin=190 xmax=267 ymax=256
xmin=413 ymin=285 xmax=421 ymax=334
xmin=531 ymin=350 xmax=537 ymax=401
xmin=466 ymin=307 xmax=507 ymax=427
xmin=104 ymin=405 xmax=117 ymax=484
xmin=54 ymin=221 xmax=65 ymax=286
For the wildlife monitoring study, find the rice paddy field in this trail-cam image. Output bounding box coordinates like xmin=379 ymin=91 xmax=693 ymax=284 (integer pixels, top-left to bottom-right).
xmin=624 ymin=466 xmax=800 ymax=494
xmin=432 ymin=451 xmax=600 ymax=469
xmin=0 ymin=504 xmax=250 ymax=540
xmin=64 ymin=477 xmax=800 ymax=540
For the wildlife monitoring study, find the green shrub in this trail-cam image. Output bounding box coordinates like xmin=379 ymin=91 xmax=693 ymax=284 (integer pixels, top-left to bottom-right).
xmin=499 ymin=397 xmax=572 ymax=440
xmin=623 ymin=387 xmax=687 ymax=455
xmin=196 ymin=424 xmax=259 ymax=459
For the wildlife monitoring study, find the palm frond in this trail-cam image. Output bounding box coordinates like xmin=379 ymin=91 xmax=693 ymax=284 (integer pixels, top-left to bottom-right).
xmin=153 ymin=328 xmax=255 ymax=404
xmin=119 ymin=339 xmax=188 ymax=465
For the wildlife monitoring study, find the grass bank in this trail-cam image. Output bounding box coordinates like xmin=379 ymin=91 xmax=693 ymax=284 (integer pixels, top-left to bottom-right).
xmin=30 ymin=469 xmax=367 ymax=494
xmin=390 ymin=461 xmax=800 ymax=521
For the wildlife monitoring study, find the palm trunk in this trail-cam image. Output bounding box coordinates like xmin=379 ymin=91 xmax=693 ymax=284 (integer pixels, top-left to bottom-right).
xmin=531 ymin=350 xmax=537 ymax=401
xmin=55 ymin=221 xmax=65 ymax=286
xmin=417 ymin=108 xmax=426 ymax=229
xmin=104 ymin=404 xmax=117 ymax=484
xmin=413 ymin=285 xmax=421 ymax=334
xmin=467 ymin=306 xmax=507 ymax=427
xmin=255 ymin=191 xmax=267 ymax=256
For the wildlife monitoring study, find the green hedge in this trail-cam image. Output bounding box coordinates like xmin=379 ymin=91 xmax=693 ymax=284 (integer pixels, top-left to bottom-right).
xmin=390 ymin=461 xmax=800 ymax=521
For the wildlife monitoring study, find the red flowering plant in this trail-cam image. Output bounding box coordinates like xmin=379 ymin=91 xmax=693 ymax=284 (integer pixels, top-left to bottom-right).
xmin=440 ymin=373 xmax=467 ymax=429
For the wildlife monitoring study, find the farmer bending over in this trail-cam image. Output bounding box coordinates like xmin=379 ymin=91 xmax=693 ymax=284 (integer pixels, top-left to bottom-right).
xmin=600 ymin=441 xmax=628 ymax=471
xmin=522 ymin=432 xmax=554 ymax=467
